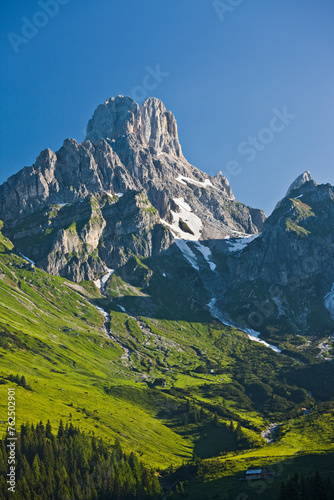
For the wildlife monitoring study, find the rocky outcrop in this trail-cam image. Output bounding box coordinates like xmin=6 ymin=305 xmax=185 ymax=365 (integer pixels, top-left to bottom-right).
xmin=86 ymin=96 xmax=182 ymax=158
xmin=275 ymin=171 xmax=317 ymax=209
xmin=7 ymin=191 xmax=171 ymax=281
xmin=285 ymin=170 xmax=314 ymax=196
xmin=221 ymin=175 xmax=334 ymax=335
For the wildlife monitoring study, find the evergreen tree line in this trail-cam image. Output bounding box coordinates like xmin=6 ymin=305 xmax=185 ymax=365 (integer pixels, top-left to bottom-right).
xmin=278 ymin=472 xmax=334 ymax=500
xmin=7 ymin=374 xmax=31 ymax=390
xmin=0 ymin=420 xmax=163 ymax=499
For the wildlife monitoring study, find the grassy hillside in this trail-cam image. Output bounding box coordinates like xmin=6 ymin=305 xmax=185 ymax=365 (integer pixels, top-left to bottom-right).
xmin=0 ymin=234 xmax=190 ymax=468
xmin=0 ymin=227 xmax=334 ymax=498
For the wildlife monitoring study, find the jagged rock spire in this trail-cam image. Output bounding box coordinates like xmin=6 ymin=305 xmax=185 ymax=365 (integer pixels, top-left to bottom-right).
xmin=86 ymin=95 xmax=182 ymax=157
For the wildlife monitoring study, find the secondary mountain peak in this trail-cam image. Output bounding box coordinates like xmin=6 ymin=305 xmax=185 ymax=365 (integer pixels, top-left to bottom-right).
xmin=275 ymin=170 xmax=316 ymax=210
xmin=286 ymin=170 xmax=315 ymax=197
xmin=86 ymin=95 xmax=182 ymax=158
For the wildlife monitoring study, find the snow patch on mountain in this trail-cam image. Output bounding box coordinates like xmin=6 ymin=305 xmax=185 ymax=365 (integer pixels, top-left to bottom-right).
xmin=226 ymin=233 xmax=261 ymax=252
xmin=105 ymin=192 xmax=123 ymax=199
xmin=176 ymin=175 xmax=215 ymax=189
xmin=93 ymin=268 xmax=114 ymax=293
xmin=174 ymin=239 xmax=199 ymax=270
xmin=94 ymin=305 xmax=110 ymax=322
xmin=247 ymin=329 xmax=282 ymax=353
xmin=171 ymin=197 xmax=202 ymax=241
xmin=161 ymin=197 xmax=216 ymax=271
xmin=207 ymin=298 xmax=281 ymax=353
xmin=194 ymin=243 xmax=216 ymax=271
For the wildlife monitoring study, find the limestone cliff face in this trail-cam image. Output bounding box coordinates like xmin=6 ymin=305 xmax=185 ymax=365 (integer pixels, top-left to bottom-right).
xmin=86 ymin=96 xmax=182 ymax=158
xmin=0 ymin=96 xmax=265 ymax=281
xmin=8 ymin=191 xmax=171 ymax=282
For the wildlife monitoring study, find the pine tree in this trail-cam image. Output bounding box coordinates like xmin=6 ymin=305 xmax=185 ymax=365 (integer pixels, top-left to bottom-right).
xmin=19 ymin=477 xmax=32 ymax=500
xmin=57 ymin=419 xmax=65 ymax=440
xmin=235 ymin=422 xmax=242 ymax=443
xmin=45 ymin=420 xmax=52 ymax=439
xmin=32 ymin=454 xmax=41 ymax=482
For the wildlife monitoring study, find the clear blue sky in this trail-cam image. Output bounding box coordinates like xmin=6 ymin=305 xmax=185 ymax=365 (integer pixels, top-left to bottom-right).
xmin=1 ymin=0 xmax=334 ymax=215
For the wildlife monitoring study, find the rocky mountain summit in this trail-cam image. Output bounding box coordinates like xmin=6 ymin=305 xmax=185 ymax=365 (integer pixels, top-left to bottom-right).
xmin=0 ymin=96 xmax=265 ymax=280
xmin=275 ymin=170 xmax=316 ymax=209
xmin=86 ymin=96 xmax=182 ymax=158
xmin=219 ymin=172 xmax=334 ymax=337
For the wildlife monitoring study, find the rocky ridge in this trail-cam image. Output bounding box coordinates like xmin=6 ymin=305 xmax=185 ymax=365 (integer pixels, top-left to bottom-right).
xmin=219 ymin=172 xmax=334 ymax=336
xmin=0 ymin=96 xmax=265 ymax=280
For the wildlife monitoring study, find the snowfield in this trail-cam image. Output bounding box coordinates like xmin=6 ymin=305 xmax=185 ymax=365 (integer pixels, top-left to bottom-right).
xmin=194 ymin=243 xmax=216 ymax=271
xmin=174 ymin=239 xmax=199 ymax=271
xmin=160 ymin=197 xmax=216 ymax=271
xmin=226 ymin=233 xmax=261 ymax=252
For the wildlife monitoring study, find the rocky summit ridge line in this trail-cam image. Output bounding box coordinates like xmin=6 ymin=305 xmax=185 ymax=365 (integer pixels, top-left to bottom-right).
xmin=0 ymin=96 xmax=265 ymax=281
xmin=218 ymin=171 xmax=334 ymax=338
xmin=86 ymin=96 xmax=183 ymax=158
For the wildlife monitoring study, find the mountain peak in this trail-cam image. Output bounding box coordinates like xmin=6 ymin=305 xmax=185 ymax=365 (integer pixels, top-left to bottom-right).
xmin=274 ymin=171 xmax=316 ymax=210
xmin=86 ymin=95 xmax=182 ymax=157
xmin=86 ymin=96 xmax=139 ymax=143
xmin=286 ymin=170 xmax=314 ymax=197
